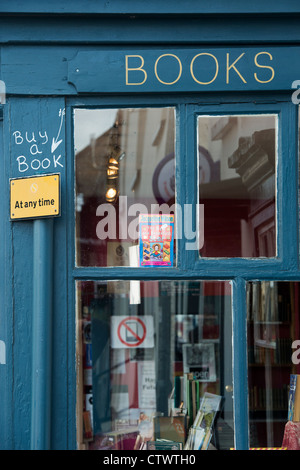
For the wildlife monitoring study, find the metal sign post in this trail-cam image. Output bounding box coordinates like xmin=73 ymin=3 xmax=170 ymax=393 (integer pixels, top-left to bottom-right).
xmin=30 ymin=218 xmax=54 ymax=449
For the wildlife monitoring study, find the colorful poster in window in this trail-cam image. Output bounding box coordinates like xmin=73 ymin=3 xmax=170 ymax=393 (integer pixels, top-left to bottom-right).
xmin=139 ymin=214 xmax=174 ymax=267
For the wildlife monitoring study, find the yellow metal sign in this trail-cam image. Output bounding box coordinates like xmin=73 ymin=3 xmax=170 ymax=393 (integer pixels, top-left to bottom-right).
xmin=10 ymin=173 xmax=60 ymax=220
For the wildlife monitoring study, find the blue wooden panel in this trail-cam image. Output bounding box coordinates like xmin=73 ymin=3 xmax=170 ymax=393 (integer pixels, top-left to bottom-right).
xmin=31 ymin=218 xmax=53 ymax=450
xmin=0 ymin=107 xmax=13 ymax=450
xmin=1 ymin=46 xmax=300 ymax=96
xmin=7 ymin=97 xmax=69 ymax=449
xmin=1 ymin=46 xmax=74 ymax=96
xmin=0 ymin=104 xmax=14 ymax=449
xmin=68 ymin=47 xmax=298 ymax=94
xmin=1 ymin=16 xmax=300 ymax=45
xmin=1 ymin=0 xmax=300 ymax=14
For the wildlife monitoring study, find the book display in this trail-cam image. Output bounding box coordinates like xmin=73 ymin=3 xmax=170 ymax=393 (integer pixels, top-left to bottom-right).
xmin=184 ymin=393 xmax=222 ymax=450
xmin=76 ymin=280 xmax=233 ymax=451
xmin=287 ymin=374 xmax=300 ymax=422
xmin=281 ymin=374 xmax=300 ymax=450
xmin=247 ymin=281 xmax=300 ymax=448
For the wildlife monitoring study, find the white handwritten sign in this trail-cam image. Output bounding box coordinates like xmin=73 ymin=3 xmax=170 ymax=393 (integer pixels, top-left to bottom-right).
xmin=13 ymin=108 xmax=65 ymax=174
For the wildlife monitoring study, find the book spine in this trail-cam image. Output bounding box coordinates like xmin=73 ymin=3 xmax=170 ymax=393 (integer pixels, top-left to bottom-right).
xmin=288 ymin=374 xmax=297 ymax=421
xmin=174 ymin=376 xmax=181 ymax=408
xmin=293 ymin=375 xmax=300 ymax=422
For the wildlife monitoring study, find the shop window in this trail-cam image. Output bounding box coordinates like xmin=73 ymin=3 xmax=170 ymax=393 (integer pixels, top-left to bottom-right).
xmin=198 ymin=115 xmax=277 ymax=258
xmin=76 ymin=280 xmax=233 ymax=450
xmin=247 ymin=281 xmax=300 ymax=448
xmin=74 ymin=107 xmax=176 ymax=267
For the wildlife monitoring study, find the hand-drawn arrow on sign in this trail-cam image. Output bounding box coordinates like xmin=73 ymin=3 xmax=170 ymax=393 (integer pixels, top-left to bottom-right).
xmin=51 ymin=108 xmax=65 ymax=153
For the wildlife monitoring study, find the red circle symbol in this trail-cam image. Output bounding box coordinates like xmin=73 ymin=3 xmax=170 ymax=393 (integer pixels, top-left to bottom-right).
xmin=117 ymin=317 xmax=147 ymax=347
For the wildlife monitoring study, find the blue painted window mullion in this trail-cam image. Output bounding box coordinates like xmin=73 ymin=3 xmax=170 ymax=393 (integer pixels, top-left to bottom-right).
xmin=279 ymin=102 xmax=299 ymax=269
xmin=175 ymin=103 xmax=188 ymax=270
xmin=232 ymin=277 xmax=249 ymax=450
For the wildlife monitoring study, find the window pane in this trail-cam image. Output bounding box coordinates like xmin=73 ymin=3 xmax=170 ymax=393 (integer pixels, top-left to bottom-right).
xmin=247 ymin=281 xmax=300 ymax=448
xmin=198 ymin=115 xmax=277 ymax=258
xmin=75 ymin=108 xmax=176 ymax=267
xmin=76 ymin=280 xmax=233 ymax=450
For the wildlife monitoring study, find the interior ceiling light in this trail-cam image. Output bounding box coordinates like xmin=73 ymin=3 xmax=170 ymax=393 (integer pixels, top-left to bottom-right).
xmin=107 ymin=168 xmax=118 ymax=179
xmin=106 ymin=187 xmax=117 ymax=202
xmin=108 ymin=157 xmax=119 ymax=171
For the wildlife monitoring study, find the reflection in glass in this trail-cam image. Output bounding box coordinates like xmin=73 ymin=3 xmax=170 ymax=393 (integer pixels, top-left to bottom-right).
xmin=198 ymin=115 xmax=277 ymax=258
xmin=74 ymin=108 xmax=176 ymax=267
xmin=247 ymin=281 xmax=300 ymax=448
xmin=76 ymin=280 xmax=233 ymax=450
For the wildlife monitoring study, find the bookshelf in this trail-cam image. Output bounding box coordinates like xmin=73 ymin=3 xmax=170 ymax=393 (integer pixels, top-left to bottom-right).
xmin=247 ymin=281 xmax=300 ymax=447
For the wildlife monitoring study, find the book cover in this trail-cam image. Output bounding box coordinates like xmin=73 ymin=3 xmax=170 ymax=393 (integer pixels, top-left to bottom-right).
xmin=288 ymin=374 xmax=298 ymax=421
xmin=139 ymin=214 xmax=174 ymax=267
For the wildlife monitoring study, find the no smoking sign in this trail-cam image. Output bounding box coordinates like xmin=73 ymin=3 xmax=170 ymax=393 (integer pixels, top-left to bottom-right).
xmin=111 ymin=316 xmax=154 ymax=349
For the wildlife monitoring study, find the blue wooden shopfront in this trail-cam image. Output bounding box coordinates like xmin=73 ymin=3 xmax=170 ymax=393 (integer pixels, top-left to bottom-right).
xmin=0 ymin=1 xmax=300 ymax=451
